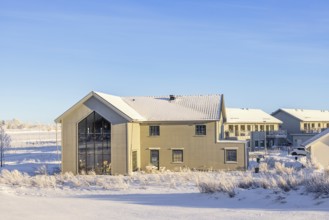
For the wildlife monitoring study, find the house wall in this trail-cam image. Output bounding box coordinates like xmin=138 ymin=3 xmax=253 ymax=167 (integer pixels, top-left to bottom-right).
xmin=60 ymin=97 xmax=130 ymax=175
xmin=139 ymin=121 xmax=247 ymax=171
xmin=272 ymin=111 xmax=301 ymax=134
xmin=292 ymin=134 xmax=317 ymax=147
xmin=127 ymin=122 xmax=141 ymax=174
xmin=309 ymin=136 xmax=329 ymax=168
xmin=61 ymin=105 xmax=92 ymax=174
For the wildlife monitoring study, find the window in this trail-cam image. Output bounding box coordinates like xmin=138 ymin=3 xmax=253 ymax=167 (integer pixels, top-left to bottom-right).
xmin=78 ymin=111 xmax=111 ymax=175
xmin=229 ymin=125 xmax=233 ymax=132
xmin=172 ymin=150 xmax=183 ymax=163
xmin=247 ymin=125 xmax=251 ymax=131
xmin=241 ymin=125 xmax=245 ymax=131
xmin=255 ymin=125 xmax=259 ymax=131
xmin=195 ymin=125 xmax=206 ymax=135
xmin=149 ymin=126 xmax=160 ymax=136
xmin=270 ymin=125 xmax=274 ymax=131
xmin=225 ymin=149 xmax=237 ymax=163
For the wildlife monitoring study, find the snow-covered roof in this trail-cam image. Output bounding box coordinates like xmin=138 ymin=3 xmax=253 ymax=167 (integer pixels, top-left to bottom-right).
xmin=95 ymin=92 xmax=145 ymax=121
xmin=55 ymin=91 xmax=223 ymax=123
xmin=122 ymin=94 xmax=223 ymax=121
xmin=302 ymin=128 xmax=329 ymax=149
xmin=274 ymin=108 xmax=329 ymax=122
xmin=226 ymin=108 xmax=282 ymax=124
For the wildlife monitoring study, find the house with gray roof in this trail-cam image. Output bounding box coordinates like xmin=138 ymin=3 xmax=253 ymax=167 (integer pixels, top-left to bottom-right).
xmin=272 ymin=109 xmax=329 ymax=146
xmin=55 ymin=91 xmax=248 ymax=175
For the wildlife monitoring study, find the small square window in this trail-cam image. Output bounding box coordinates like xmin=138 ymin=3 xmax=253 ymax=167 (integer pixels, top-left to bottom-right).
xmin=195 ymin=125 xmax=206 ymax=135
xmin=149 ymin=126 xmax=160 ymax=136
xmin=172 ymin=150 xmax=183 ymax=163
xmin=225 ymin=149 xmax=237 ymax=163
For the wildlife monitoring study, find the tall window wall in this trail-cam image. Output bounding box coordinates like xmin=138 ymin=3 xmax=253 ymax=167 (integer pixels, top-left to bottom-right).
xmin=78 ymin=112 xmax=111 ymax=174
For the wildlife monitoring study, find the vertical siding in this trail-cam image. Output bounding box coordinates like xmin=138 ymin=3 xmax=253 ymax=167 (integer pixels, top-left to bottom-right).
xmin=311 ymin=136 xmax=329 ymax=168
xmin=140 ymin=121 xmax=246 ymax=171
xmin=127 ymin=123 xmax=141 ymax=174
xmin=111 ymin=123 xmax=128 ymax=175
xmin=272 ymin=111 xmax=301 ymax=134
xmin=61 ymin=105 xmax=92 ymax=174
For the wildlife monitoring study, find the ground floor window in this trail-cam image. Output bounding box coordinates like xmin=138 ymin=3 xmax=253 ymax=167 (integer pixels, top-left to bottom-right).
xmin=172 ymin=150 xmax=183 ymax=163
xmin=150 ymin=150 xmax=159 ymax=169
xmin=78 ymin=111 xmax=111 ymax=175
xmin=225 ymin=149 xmax=237 ymax=163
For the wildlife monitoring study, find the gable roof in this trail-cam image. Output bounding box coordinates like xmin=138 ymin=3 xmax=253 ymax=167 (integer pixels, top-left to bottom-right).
xmin=226 ymin=108 xmax=282 ymax=124
xmin=273 ymin=108 xmax=329 ymax=122
xmin=302 ymin=128 xmax=329 ymax=149
xmin=122 ymin=94 xmax=223 ymax=121
xmin=55 ymin=91 xmax=223 ymax=123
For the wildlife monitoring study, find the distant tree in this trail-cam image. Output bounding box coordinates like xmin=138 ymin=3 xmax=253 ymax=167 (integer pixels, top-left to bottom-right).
xmin=0 ymin=125 xmax=11 ymax=167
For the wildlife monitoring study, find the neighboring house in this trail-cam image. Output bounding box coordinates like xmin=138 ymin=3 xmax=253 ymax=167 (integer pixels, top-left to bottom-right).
xmin=224 ymin=108 xmax=282 ymax=140
xmin=55 ymin=91 xmax=248 ymax=175
xmin=224 ymin=108 xmax=286 ymax=149
xmin=302 ymin=129 xmax=329 ymax=169
xmin=272 ymin=109 xmax=329 ymax=146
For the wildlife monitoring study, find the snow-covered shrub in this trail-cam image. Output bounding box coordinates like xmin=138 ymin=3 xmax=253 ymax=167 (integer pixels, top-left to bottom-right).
xmin=0 ymin=170 xmax=30 ymax=186
xmin=304 ymin=173 xmax=329 ymax=195
xmin=145 ymin=165 xmax=158 ymax=173
xmin=274 ymin=162 xmax=294 ymax=175
xmin=197 ymin=174 xmax=236 ymax=197
xmin=35 ymin=165 xmax=48 ymax=175
xmin=259 ymin=163 xmax=269 ymax=173
xmin=237 ymin=172 xmax=255 ymax=189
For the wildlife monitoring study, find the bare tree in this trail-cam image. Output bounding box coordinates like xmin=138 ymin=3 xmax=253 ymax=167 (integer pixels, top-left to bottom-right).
xmin=0 ymin=125 xmax=11 ymax=167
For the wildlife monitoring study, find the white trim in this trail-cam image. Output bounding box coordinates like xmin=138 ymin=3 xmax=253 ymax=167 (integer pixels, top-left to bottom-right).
xmin=147 ymin=148 xmax=161 ymax=150
xmin=224 ymin=147 xmax=239 ymax=150
xmin=170 ymin=148 xmax=184 ymax=150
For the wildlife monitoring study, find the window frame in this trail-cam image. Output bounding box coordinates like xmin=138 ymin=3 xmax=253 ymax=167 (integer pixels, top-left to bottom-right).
xmin=172 ymin=149 xmax=184 ymax=163
xmin=225 ymin=148 xmax=238 ymax=164
xmin=149 ymin=125 xmax=160 ymax=136
xmin=195 ymin=124 xmax=207 ymax=136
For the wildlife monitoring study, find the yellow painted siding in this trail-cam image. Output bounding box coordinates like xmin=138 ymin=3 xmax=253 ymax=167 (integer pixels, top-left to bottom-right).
xmin=140 ymin=122 xmax=246 ymax=171
xmin=127 ymin=123 xmax=141 ymax=174
xmin=111 ymin=123 xmax=128 ymax=175
xmin=61 ymin=105 xmax=92 ymax=174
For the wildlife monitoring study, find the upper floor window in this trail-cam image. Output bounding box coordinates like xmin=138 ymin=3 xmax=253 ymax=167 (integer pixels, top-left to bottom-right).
xmin=149 ymin=125 xmax=160 ymax=136
xmin=195 ymin=125 xmax=206 ymax=135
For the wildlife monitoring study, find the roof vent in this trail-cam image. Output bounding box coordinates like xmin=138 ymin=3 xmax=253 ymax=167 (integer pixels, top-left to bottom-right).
xmin=169 ymin=95 xmax=176 ymax=101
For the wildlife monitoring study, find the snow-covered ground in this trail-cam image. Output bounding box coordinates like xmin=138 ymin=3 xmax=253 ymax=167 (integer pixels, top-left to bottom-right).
xmin=1 ymin=135 xmax=329 ymax=219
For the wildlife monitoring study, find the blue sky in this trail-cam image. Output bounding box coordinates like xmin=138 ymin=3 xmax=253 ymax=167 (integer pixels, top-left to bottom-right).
xmin=1 ymin=0 xmax=329 ymax=123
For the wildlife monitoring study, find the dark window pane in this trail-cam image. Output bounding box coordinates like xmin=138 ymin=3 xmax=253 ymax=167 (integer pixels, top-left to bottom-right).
xmin=149 ymin=126 xmax=160 ymax=136
xmin=150 ymin=150 xmax=159 ymax=168
xmin=195 ymin=125 xmax=206 ymax=135
xmin=78 ymin=111 xmax=111 ymax=175
xmin=226 ymin=150 xmax=237 ymax=162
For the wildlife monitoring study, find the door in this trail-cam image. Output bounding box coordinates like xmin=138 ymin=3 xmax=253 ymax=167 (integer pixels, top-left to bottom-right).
xmin=132 ymin=151 xmax=138 ymax=171
xmin=150 ymin=150 xmax=159 ymax=169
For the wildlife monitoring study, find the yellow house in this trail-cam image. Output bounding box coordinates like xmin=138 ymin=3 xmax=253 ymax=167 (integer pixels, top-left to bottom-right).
xmin=224 ymin=108 xmax=282 ymax=141
xmin=55 ymin=91 xmax=248 ymax=175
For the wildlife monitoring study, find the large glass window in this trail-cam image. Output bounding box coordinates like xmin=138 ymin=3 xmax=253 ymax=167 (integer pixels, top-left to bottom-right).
xmin=78 ymin=112 xmax=111 ymax=175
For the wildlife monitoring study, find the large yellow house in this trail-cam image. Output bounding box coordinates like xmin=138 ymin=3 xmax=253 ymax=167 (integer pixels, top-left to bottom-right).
xmin=55 ymin=91 xmax=248 ymax=175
